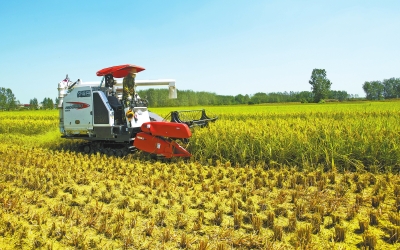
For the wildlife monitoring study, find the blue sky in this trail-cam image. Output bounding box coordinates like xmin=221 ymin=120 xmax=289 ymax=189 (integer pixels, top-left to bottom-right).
xmin=1 ymin=0 xmax=399 ymax=103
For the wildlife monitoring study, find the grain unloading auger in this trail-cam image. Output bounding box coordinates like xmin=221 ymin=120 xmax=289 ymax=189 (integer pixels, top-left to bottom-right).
xmin=57 ymin=64 xmax=217 ymax=158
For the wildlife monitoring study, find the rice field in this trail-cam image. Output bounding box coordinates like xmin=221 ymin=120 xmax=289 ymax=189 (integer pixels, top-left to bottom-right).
xmin=0 ymin=101 xmax=400 ymax=249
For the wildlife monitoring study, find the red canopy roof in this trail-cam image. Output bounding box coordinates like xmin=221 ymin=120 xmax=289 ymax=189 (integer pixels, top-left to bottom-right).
xmin=96 ymin=64 xmax=145 ymax=78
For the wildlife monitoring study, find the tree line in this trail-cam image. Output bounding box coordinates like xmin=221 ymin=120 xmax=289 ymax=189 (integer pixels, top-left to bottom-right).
xmin=27 ymin=97 xmax=55 ymax=110
xmin=1 ymin=70 xmax=399 ymax=110
xmin=3 ymin=88 xmax=353 ymax=110
xmin=362 ymin=78 xmax=400 ymax=100
xmin=137 ymin=89 xmax=356 ymax=107
xmin=0 ymin=88 xmax=56 ymax=110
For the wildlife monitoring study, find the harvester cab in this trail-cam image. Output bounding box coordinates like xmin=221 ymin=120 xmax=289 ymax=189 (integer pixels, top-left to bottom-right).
xmin=57 ymin=64 xmax=217 ymax=158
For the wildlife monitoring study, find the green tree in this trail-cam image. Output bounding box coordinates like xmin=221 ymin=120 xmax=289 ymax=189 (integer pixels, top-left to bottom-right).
xmin=363 ymin=81 xmax=384 ymax=100
xmin=29 ymin=98 xmax=39 ymax=110
xmin=309 ymin=69 xmax=332 ymax=103
xmin=235 ymin=94 xmax=250 ymax=104
xmin=296 ymin=91 xmax=313 ymax=103
xmin=234 ymin=94 xmax=246 ymax=104
xmin=198 ymin=91 xmax=216 ymax=105
xmin=382 ymin=78 xmax=400 ymax=99
xmin=251 ymin=92 xmax=268 ymax=104
xmin=145 ymin=89 xmax=158 ymax=107
xmin=0 ymin=87 xmax=17 ymax=110
xmin=328 ymin=90 xmax=349 ymax=101
xmin=186 ymin=90 xmax=198 ymax=106
xmin=42 ymin=97 xmax=54 ymax=109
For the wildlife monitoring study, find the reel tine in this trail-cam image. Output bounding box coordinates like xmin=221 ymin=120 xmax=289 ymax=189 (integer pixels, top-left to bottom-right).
xmin=168 ymin=109 xmax=218 ymax=127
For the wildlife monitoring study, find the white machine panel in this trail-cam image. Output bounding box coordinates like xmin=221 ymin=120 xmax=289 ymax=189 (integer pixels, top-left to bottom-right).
xmin=63 ymin=86 xmax=94 ymax=134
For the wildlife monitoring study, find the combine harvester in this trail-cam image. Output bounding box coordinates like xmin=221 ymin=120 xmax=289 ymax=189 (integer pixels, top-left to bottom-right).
xmin=57 ymin=64 xmax=217 ymax=158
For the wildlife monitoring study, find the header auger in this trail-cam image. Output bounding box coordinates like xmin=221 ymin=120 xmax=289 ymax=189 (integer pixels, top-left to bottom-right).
xmin=57 ymin=64 xmax=217 ymax=158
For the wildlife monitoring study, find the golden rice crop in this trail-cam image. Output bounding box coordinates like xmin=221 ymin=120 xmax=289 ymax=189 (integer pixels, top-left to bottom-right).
xmin=184 ymin=103 xmax=400 ymax=171
xmin=0 ymin=102 xmax=400 ymax=249
xmin=2 ymin=102 xmax=399 ymax=171
xmin=1 ymin=143 xmax=400 ymax=248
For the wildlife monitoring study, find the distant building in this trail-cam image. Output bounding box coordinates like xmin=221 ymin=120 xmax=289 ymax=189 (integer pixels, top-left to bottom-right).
xmin=18 ymin=103 xmax=43 ymax=109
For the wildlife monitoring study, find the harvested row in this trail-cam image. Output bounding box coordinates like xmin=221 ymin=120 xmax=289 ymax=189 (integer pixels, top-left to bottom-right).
xmin=1 ymin=144 xmax=400 ymax=249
